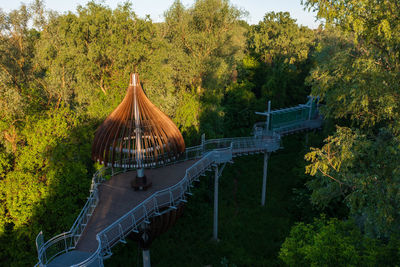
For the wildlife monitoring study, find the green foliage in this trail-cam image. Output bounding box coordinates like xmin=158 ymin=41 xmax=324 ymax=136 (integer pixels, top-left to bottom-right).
xmin=0 ymin=1 xmax=254 ymax=264
xmin=304 ymin=0 xmax=400 ymax=238
xmin=0 ymin=106 xmax=92 ymax=265
xmin=249 ymin=12 xmax=313 ymax=65
xmin=4 ymin=0 xmax=393 ymax=265
xmin=222 ymin=80 xmax=257 ymax=136
xmin=247 ymin=12 xmax=315 ymax=107
xmin=306 ymin=127 xmax=400 ymax=237
xmin=164 ymin=0 xmax=246 ymax=94
xmin=162 ymin=0 xmax=249 ymax=140
xmin=0 ymin=149 xmax=12 ymax=178
xmin=0 ymin=5 xmax=46 ymax=156
xmin=35 ymin=2 xmax=168 ymax=118
xmin=304 ymin=0 xmax=400 ymax=52
xmin=306 ymin=26 xmax=400 ymax=129
xmin=174 ymin=90 xmax=201 ymax=145
xmin=280 ymin=216 xmax=400 ymax=266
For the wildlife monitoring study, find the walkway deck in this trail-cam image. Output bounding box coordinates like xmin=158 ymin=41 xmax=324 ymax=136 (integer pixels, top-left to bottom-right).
xmin=48 ymin=251 xmax=97 ymax=267
xmin=76 ymin=160 xmax=197 ymax=253
xmin=36 ymin=98 xmax=323 ymax=266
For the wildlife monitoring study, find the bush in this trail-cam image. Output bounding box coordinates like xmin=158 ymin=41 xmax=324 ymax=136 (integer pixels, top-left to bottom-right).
xmin=279 ymin=216 xmax=400 ymax=266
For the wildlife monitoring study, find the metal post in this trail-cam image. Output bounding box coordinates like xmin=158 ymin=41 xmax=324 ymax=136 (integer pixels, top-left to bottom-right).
xmin=137 ymin=168 xmax=145 ymax=177
xmin=213 ymin=165 xmax=219 ymax=241
xmin=98 ymin=257 xmax=104 ymax=267
xmin=305 ymin=132 xmax=309 ymax=147
xmin=308 ymin=97 xmax=313 ymax=120
xmin=261 ymin=152 xmax=269 ymax=206
xmin=266 ymin=100 xmax=271 ymax=132
xmin=201 ymin=133 xmax=205 ymax=153
xmin=142 ymin=249 xmax=151 ymax=267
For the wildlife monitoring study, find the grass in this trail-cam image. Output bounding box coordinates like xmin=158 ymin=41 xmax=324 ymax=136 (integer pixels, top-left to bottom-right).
xmin=105 ymin=134 xmax=320 ymax=266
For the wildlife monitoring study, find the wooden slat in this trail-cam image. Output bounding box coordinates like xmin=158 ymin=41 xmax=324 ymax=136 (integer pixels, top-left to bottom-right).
xmin=92 ymin=73 xmax=185 ymax=167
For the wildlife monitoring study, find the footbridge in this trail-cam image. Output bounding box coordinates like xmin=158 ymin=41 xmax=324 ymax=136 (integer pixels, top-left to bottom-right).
xmin=35 ymin=97 xmax=322 ymax=267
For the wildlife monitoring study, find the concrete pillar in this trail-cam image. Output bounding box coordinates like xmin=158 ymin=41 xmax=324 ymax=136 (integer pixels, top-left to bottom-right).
xmin=213 ymin=165 xmax=219 ymax=241
xmin=261 ymin=152 xmax=269 ymax=206
xmin=142 ymin=249 xmax=151 ymax=267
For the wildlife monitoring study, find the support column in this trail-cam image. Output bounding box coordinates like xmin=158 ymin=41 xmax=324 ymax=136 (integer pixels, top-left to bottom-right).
xmin=201 ymin=133 xmax=206 ymax=154
xmin=142 ymin=249 xmax=151 ymax=267
xmin=132 ymin=168 xmax=152 ymax=190
xmin=261 ymin=152 xmax=269 ymax=206
xmin=137 ymin=168 xmax=145 ymax=177
xmin=138 ymin=223 xmax=152 ymax=267
xmin=266 ymin=100 xmax=271 ymax=133
xmin=213 ymin=165 xmax=219 ymax=241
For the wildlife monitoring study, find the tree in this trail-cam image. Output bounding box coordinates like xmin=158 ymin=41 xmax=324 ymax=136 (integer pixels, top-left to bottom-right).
xmin=0 ymin=106 xmax=92 ymax=265
xmin=303 ymin=0 xmax=400 ymax=236
xmin=35 ymin=2 xmax=175 ymax=118
xmin=304 ymin=0 xmax=400 ymax=128
xmin=280 ymin=216 xmax=400 ymax=266
xmin=163 ymin=0 xmax=246 ymax=139
xmin=164 ymin=0 xmax=245 ymax=94
xmin=0 ymin=4 xmax=45 ymax=153
xmin=247 ymin=12 xmax=315 ymax=107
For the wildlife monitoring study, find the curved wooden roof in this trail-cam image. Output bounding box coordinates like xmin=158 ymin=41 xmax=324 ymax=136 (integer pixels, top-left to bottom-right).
xmin=92 ymin=73 xmax=185 ymax=168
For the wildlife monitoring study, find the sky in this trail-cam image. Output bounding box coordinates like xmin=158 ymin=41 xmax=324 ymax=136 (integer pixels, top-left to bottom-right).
xmin=0 ymin=0 xmax=320 ymax=28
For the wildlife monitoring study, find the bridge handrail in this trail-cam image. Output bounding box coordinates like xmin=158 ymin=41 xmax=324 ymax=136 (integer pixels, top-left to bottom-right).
xmin=36 ymin=166 xmax=107 ymax=265
xmin=69 ymin=146 xmax=205 ymax=238
xmin=61 ymin=140 xmax=256 ymax=265
xmin=69 ymin=169 xmax=102 ymax=235
xmin=94 ymin=150 xmax=227 ymax=260
xmin=36 ymin=232 xmax=75 ymax=266
xmin=35 ymin=143 xmax=213 ymax=265
xmin=35 ymin=134 xmax=282 ymax=266
xmin=83 ymin=137 xmax=278 ymax=264
xmin=67 ymin=151 xmax=216 ymax=266
xmin=36 ymin=98 xmax=321 ymax=266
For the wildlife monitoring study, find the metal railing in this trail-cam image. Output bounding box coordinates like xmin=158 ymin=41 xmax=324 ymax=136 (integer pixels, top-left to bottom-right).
xmin=88 ymin=140 xmax=278 ymax=265
xmin=95 ymin=150 xmax=222 ymax=262
xmin=35 ymin=134 xmax=281 ymax=266
xmin=255 ymin=96 xmax=321 ymax=135
xmin=35 ymin=166 xmax=107 ymax=266
xmin=253 ymin=116 xmax=322 ymax=137
xmin=36 ymin=232 xmax=75 ymax=265
xmin=35 ymin=99 xmax=321 ymax=266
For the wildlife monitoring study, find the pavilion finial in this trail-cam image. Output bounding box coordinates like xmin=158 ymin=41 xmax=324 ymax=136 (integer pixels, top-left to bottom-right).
xmin=129 ymin=72 xmax=139 ymax=86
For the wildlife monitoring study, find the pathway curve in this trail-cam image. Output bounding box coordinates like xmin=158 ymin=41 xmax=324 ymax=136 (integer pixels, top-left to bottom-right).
xmin=76 ymin=160 xmax=197 ymax=252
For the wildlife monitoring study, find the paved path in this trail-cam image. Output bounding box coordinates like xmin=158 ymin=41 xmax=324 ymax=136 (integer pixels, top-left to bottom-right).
xmin=76 ymin=160 xmax=197 ymax=252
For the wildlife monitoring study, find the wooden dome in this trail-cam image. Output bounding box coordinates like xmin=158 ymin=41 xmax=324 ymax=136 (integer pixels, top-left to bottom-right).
xmin=92 ymin=73 xmax=185 ymax=168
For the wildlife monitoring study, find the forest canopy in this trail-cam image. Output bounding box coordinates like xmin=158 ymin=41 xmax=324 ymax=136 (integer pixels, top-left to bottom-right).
xmin=1 ymin=0 xmax=399 ymax=265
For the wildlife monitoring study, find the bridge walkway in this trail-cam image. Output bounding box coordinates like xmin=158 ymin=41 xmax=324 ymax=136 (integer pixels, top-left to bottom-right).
xmin=75 ymin=160 xmax=197 ymax=253
xmin=36 ymin=98 xmax=322 ymax=267
xmin=74 ymin=135 xmax=278 ymax=253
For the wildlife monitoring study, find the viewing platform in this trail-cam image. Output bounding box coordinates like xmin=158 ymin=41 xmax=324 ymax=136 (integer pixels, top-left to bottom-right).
xmin=35 ymin=94 xmax=322 ymax=267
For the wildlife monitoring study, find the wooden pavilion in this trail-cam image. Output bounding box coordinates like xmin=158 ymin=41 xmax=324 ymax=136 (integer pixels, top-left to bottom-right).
xmin=92 ymin=73 xmax=185 ymax=190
